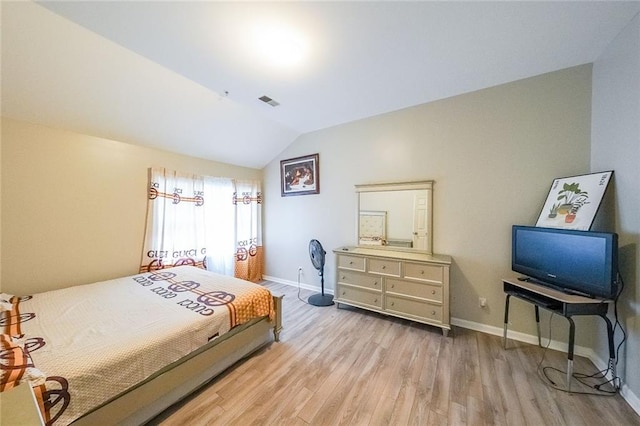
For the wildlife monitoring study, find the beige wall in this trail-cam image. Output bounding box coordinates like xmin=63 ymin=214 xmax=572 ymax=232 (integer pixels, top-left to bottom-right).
xmin=0 ymin=121 xmax=2 ymax=292
xmin=1 ymin=118 xmax=261 ymax=295
xmin=264 ymin=65 xmax=593 ymax=340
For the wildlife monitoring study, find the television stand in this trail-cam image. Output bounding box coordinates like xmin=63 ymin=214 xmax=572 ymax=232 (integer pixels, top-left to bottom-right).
xmin=502 ymin=277 xmax=615 ymax=392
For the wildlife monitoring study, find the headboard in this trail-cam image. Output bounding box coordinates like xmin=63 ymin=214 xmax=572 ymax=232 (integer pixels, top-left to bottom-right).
xmin=358 ymin=210 xmax=386 ymax=245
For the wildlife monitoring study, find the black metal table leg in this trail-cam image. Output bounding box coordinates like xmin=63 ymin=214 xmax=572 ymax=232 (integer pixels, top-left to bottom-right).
xmin=503 ymin=294 xmax=511 ymax=349
xmin=503 ymin=279 xmax=614 ymax=393
xmin=567 ymin=316 xmax=576 ymax=392
xmin=535 ymin=305 xmax=541 ymax=347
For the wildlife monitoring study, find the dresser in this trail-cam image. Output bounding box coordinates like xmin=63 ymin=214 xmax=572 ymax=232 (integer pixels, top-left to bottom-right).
xmin=334 ymin=246 xmax=452 ymax=336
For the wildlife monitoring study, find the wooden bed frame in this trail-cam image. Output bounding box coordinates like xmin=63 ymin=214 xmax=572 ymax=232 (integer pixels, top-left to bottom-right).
xmin=72 ymin=294 xmax=283 ymax=425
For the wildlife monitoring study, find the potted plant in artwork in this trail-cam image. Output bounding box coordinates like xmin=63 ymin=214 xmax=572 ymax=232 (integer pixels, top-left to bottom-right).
xmin=548 ymin=203 xmax=560 ymax=218
xmin=557 ymin=182 xmax=589 ymax=215
xmin=565 ymin=196 xmax=590 ymax=224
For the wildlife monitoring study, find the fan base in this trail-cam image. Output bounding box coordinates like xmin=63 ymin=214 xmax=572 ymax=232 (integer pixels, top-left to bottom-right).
xmin=308 ymin=293 xmax=334 ymax=307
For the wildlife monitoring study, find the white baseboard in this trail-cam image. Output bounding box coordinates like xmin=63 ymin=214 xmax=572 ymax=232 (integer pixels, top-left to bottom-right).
xmin=621 ymin=384 xmax=640 ymax=416
xmin=264 ymin=275 xmax=639 ymax=416
xmin=450 ymin=317 xmax=594 ymax=357
xmin=587 ymin=348 xmax=640 ymax=415
xmin=262 ymin=275 xmax=334 ymax=295
xmin=451 ymin=317 xmax=640 ymax=416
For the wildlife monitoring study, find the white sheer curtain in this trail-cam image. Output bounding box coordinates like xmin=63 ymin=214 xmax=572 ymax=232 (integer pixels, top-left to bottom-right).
xmin=140 ymin=168 xmax=263 ymax=281
xmin=203 ymin=177 xmax=235 ymax=276
xmin=140 ymin=168 xmax=209 ymax=272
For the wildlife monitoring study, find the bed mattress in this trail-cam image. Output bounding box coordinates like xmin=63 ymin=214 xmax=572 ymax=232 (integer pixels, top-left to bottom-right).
xmin=1 ymin=266 xmax=273 ymax=425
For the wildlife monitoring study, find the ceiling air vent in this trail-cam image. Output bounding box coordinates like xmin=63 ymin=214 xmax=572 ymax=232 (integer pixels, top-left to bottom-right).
xmin=259 ymin=95 xmax=280 ymax=107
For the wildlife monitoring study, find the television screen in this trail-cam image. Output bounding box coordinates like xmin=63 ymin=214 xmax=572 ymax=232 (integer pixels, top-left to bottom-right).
xmin=512 ymin=225 xmax=618 ymax=299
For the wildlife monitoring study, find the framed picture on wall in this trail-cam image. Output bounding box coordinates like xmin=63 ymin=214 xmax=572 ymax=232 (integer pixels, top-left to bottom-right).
xmin=535 ymin=170 xmax=613 ymax=230
xmin=280 ymin=153 xmax=320 ymax=197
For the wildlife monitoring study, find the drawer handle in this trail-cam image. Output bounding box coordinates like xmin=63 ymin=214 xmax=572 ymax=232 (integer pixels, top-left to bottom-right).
xmin=349 ymin=261 xmax=353 ymax=265
xmin=342 ymin=276 xmax=346 ymax=280
xmin=391 ymin=302 xmax=395 ymax=306
xmin=374 ymin=281 xmax=378 ymax=286
xmin=374 ymin=298 xmax=378 ymax=303
xmin=431 ymin=290 xmax=436 ymax=295
xmin=342 ymin=291 xmax=346 ymax=295
xmin=391 ymin=284 xmax=395 ymax=288
xmin=382 ymin=265 xmax=386 ymax=270
xmin=431 ymin=311 xmax=436 ymax=316
xmin=421 ymin=270 xmax=425 ymax=275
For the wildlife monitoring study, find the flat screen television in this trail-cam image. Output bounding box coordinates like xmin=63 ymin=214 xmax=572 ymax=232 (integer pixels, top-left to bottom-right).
xmin=511 ymin=225 xmax=618 ymax=299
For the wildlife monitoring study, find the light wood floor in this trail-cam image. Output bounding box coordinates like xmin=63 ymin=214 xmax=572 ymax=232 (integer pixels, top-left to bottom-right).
xmin=151 ymin=282 xmax=640 ymax=425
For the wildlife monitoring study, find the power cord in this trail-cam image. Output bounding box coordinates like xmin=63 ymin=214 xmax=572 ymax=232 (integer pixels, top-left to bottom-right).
xmin=537 ymin=271 xmax=627 ymax=395
xmin=536 ymin=313 xmax=614 ymax=395
xmin=535 ymin=312 xmax=555 ymax=384
xmin=612 ymin=271 xmax=627 ymax=375
xmin=297 ymin=267 xmax=310 ymax=305
xmin=572 ymin=271 xmax=627 ymax=391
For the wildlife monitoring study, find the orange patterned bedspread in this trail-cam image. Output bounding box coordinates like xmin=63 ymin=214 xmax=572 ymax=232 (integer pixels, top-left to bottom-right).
xmin=0 ymin=266 xmax=273 ymax=425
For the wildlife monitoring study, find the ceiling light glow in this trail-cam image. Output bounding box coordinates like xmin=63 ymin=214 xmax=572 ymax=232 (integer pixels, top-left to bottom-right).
xmin=254 ymin=24 xmax=307 ymax=67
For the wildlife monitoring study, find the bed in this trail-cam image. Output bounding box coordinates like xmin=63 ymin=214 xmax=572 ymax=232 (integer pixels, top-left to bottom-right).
xmin=0 ymin=266 xmax=283 ymax=425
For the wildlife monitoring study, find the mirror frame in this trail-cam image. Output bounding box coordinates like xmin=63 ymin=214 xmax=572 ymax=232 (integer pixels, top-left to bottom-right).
xmin=355 ymin=180 xmax=434 ymax=254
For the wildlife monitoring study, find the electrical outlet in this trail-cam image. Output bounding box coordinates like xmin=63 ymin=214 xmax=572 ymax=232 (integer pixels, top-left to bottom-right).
xmin=479 ymin=297 xmax=487 ymax=308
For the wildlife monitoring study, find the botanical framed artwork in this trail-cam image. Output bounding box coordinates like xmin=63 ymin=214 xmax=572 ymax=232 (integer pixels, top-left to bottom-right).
xmin=535 ymin=171 xmax=613 ymax=230
xmin=280 ymin=153 xmax=320 ymax=197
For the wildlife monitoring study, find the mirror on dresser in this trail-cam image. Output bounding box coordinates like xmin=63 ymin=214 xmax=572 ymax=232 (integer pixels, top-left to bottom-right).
xmin=356 ymin=180 xmax=433 ymax=254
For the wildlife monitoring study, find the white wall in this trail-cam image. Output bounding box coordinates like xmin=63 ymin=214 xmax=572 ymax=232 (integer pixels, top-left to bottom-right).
xmin=264 ymin=65 xmax=593 ymax=341
xmin=591 ymin=12 xmax=640 ymax=408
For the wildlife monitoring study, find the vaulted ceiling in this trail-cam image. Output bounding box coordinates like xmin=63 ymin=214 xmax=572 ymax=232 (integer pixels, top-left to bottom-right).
xmin=3 ymin=1 xmax=639 ymax=168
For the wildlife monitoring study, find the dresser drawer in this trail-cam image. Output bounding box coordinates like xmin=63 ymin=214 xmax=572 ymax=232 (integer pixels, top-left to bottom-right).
xmin=337 ymin=285 xmax=382 ymax=308
xmin=334 ymin=247 xmax=451 ymax=336
xmin=386 ymin=278 xmax=442 ymax=302
xmin=385 ymin=295 xmax=442 ymax=323
xmin=403 ymin=262 xmax=443 ymax=283
xmin=337 ymin=255 xmax=366 ymax=271
xmin=368 ymin=258 xmax=400 ymax=276
xmin=337 ymin=270 xmax=382 ymax=291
